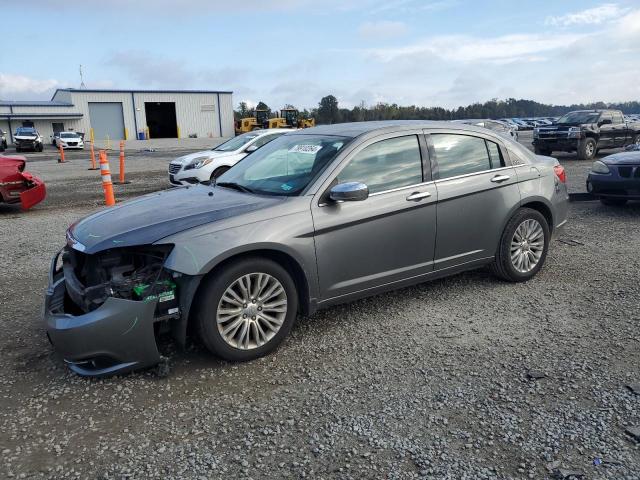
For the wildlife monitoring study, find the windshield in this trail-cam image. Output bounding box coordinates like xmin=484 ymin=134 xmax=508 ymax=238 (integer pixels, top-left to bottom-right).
xmin=60 ymin=133 xmax=79 ymax=138
xmin=16 ymin=128 xmax=36 ymax=135
xmin=557 ymin=112 xmax=600 ymax=124
xmin=213 ymin=132 xmax=260 ymax=152
xmin=216 ymin=134 xmax=351 ymax=196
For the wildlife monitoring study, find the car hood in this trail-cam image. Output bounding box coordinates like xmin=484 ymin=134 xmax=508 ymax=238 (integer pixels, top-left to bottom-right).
xmin=68 ymin=185 xmax=285 ymax=254
xmin=601 ymin=151 xmax=640 ymax=165
xmin=174 ymin=149 xmax=238 ymax=164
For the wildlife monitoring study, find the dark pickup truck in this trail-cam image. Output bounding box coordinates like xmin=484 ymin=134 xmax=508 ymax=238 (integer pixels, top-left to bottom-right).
xmin=533 ymin=109 xmax=640 ymax=160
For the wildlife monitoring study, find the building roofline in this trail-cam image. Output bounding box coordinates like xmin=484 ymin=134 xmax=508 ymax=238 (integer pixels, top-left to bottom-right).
xmin=0 ymin=101 xmax=74 ymax=107
xmin=52 ymin=88 xmax=233 ymax=98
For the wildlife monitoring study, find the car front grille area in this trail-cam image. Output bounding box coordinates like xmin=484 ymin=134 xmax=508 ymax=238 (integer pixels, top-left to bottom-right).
xmin=168 ymin=163 xmax=181 ymax=174
xmin=616 ymin=166 xmax=640 ymax=179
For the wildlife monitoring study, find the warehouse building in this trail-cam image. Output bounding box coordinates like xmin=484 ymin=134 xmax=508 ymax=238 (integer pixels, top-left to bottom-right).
xmin=0 ymin=88 xmax=234 ymax=144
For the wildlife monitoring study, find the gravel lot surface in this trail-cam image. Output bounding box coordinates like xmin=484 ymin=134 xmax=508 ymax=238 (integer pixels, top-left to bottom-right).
xmin=0 ymin=138 xmax=638 ymax=479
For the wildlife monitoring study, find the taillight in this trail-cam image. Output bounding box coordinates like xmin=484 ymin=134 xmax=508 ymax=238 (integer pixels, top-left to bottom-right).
xmin=553 ymin=164 xmax=566 ymax=183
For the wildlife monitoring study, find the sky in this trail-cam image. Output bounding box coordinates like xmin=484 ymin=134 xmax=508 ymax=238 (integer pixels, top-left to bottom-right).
xmin=1 ymin=0 xmax=639 ymax=110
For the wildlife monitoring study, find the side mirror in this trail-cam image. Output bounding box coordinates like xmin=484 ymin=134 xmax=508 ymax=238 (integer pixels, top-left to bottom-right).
xmin=599 ymin=119 xmax=612 ymax=125
xmin=329 ymin=182 xmax=369 ymax=202
xmin=245 ymin=144 xmax=258 ymax=153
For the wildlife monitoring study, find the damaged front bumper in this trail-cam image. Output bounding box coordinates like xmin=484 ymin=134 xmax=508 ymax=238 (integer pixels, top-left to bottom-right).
xmin=44 ymin=248 xmax=167 ymax=377
xmin=19 ymin=172 xmax=46 ymax=210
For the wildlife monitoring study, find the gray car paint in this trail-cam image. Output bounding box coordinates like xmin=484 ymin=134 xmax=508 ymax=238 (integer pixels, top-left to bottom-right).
xmin=45 ymin=120 xmax=569 ymax=376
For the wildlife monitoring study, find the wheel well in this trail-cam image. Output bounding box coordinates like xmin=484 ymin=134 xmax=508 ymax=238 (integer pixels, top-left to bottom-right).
xmin=585 ymin=132 xmax=598 ymax=140
xmin=193 ymin=249 xmax=311 ymax=316
xmin=521 ymin=201 xmax=553 ymax=232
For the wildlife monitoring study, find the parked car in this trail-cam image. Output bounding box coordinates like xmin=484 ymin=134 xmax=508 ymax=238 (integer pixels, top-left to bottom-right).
xmin=14 ymin=127 xmax=43 ymax=152
xmin=45 ymin=121 xmax=568 ymax=377
xmin=586 ymin=147 xmax=640 ymax=206
xmin=0 ymin=154 xmax=46 ymax=209
xmin=453 ymin=119 xmax=518 ymax=141
xmin=533 ymin=109 xmax=640 ymax=159
xmin=168 ymin=129 xmax=291 ymax=186
xmin=0 ymin=130 xmax=7 ymax=151
xmin=54 ymin=131 xmax=84 ymax=150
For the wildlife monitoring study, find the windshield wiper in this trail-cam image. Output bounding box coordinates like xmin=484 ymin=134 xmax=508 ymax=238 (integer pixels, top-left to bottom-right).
xmin=216 ymin=181 xmax=254 ymax=194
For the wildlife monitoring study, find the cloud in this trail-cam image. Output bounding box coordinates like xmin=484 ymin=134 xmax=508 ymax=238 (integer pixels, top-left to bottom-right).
xmin=358 ymin=21 xmax=408 ymax=39
xmin=368 ymin=0 xmax=456 ymax=15
xmin=545 ymin=3 xmax=628 ymax=27
xmin=363 ymin=32 xmax=584 ymax=64
xmin=0 ymin=74 xmax=61 ymax=97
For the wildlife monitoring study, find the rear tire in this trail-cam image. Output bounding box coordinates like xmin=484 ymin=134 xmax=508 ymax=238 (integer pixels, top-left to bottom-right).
xmin=577 ymin=138 xmax=597 ymax=160
xmin=195 ymin=257 xmax=298 ymax=362
xmin=490 ymin=208 xmax=550 ymax=282
xmin=600 ymin=198 xmax=627 ymax=206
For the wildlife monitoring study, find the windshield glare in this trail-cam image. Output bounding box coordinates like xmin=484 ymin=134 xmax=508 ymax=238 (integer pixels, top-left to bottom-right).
xmin=60 ymin=133 xmax=79 ymax=138
xmin=214 ymin=132 xmax=260 ymax=152
xmin=216 ymin=134 xmax=351 ymax=196
xmin=557 ymin=112 xmax=600 ymax=124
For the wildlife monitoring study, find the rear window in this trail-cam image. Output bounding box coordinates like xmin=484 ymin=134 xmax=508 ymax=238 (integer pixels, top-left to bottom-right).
xmin=432 ymin=134 xmax=491 ymax=179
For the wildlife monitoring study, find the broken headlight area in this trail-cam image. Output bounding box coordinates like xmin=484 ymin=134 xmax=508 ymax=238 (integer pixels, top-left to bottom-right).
xmin=62 ymin=244 xmax=179 ymax=318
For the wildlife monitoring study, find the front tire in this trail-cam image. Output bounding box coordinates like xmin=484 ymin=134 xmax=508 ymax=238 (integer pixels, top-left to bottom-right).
xmin=195 ymin=257 xmax=298 ymax=362
xmin=490 ymin=208 xmax=550 ymax=282
xmin=577 ymin=138 xmax=597 ymax=160
xmin=600 ymin=197 xmax=627 ymax=206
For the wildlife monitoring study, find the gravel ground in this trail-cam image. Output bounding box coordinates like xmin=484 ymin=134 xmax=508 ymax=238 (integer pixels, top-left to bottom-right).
xmin=0 ymin=139 xmax=638 ymax=479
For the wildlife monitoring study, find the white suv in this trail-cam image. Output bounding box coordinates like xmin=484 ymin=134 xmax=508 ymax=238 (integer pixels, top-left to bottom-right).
xmin=169 ymin=129 xmax=292 ymax=186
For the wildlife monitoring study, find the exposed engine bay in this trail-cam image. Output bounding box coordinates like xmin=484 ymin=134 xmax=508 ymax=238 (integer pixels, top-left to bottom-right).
xmin=62 ymin=245 xmax=178 ymax=317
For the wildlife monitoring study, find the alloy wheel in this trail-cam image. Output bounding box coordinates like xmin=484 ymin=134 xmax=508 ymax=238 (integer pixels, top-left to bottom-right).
xmin=216 ymin=273 xmax=287 ymax=350
xmin=586 ymin=142 xmax=595 ymax=157
xmin=510 ymin=219 xmax=545 ymax=273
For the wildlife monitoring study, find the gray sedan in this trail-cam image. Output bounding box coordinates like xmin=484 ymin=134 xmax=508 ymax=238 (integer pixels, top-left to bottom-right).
xmin=44 ymin=121 xmax=569 ymax=376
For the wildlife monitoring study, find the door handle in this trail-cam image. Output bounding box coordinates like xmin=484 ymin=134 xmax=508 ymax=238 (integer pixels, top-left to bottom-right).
xmin=491 ymin=174 xmax=510 ymax=183
xmin=406 ymin=191 xmax=431 ymax=201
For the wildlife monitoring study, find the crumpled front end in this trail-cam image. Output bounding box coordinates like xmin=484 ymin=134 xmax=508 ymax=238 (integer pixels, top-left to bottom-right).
xmin=44 ymin=244 xmax=182 ymax=377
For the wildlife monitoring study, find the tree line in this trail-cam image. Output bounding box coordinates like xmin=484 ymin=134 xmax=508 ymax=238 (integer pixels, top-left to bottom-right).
xmin=235 ymin=96 xmax=640 ymax=125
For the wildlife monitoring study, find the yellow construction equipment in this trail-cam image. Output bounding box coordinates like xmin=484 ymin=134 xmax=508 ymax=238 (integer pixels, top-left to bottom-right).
xmin=235 ymin=109 xmax=270 ymax=134
xmin=234 ymin=108 xmax=315 ymax=135
xmin=275 ymin=108 xmax=315 ymax=129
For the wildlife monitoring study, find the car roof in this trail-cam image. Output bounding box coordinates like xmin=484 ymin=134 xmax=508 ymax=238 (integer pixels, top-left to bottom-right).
xmin=287 ymin=120 xmax=496 ymax=138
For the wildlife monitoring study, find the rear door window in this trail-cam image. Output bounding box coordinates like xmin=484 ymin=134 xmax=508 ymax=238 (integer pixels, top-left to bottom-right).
xmin=337 ymin=135 xmax=423 ymax=194
xmin=432 ymin=134 xmax=501 ymax=179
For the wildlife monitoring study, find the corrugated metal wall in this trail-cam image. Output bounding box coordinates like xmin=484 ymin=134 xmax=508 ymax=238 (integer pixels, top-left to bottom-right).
xmin=131 ymin=92 xmax=234 ymax=139
xmin=0 ymin=90 xmax=234 ymax=144
xmin=218 ymin=93 xmax=235 ymax=137
xmin=66 ymin=91 xmax=135 ymax=140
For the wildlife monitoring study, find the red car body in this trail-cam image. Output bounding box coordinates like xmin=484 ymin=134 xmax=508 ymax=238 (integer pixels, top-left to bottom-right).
xmin=0 ymin=155 xmax=46 ymax=210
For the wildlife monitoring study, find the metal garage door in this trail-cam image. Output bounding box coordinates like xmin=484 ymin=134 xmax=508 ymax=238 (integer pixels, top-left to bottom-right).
xmin=88 ymin=102 xmax=125 ymax=141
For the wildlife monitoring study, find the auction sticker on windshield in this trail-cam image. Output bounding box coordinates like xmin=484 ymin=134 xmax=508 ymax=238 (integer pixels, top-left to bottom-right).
xmin=289 ymin=144 xmax=322 ymax=154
